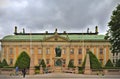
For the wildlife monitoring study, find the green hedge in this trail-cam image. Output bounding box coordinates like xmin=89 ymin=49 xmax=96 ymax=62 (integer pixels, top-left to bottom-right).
xmin=15 ymin=51 xmax=30 ymax=69
xmin=116 ymin=59 xmax=120 ymax=67
xmin=89 ymin=51 xmax=102 ymax=69
xmin=2 ymin=59 xmax=8 ymax=67
xmin=68 ymin=60 xmax=74 ymax=68
xmin=39 ymin=59 xmax=46 ymax=69
xmin=105 ymin=59 xmax=113 ymax=68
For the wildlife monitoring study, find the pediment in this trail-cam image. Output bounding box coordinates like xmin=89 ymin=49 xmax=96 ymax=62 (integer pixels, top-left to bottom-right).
xmin=44 ymin=35 xmax=69 ymax=42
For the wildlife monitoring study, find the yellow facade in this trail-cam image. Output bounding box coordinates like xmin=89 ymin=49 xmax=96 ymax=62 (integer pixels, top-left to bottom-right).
xmin=1 ymin=37 xmax=111 ymax=67
xmin=0 ymin=27 xmax=111 ymax=67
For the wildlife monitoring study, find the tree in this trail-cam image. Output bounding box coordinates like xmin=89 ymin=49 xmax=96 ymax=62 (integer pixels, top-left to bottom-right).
xmin=105 ymin=4 xmax=120 ymax=54
xmin=68 ymin=60 xmax=74 ymax=68
xmin=105 ymin=59 xmax=113 ymax=68
xmin=116 ymin=59 xmax=120 ymax=67
xmin=89 ymin=51 xmax=102 ymax=69
xmin=39 ymin=59 xmax=46 ymax=68
xmin=2 ymin=59 xmax=8 ymax=67
xmin=0 ymin=61 xmax=3 ymax=68
xmin=15 ymin=51 xmax=30 ymax=69
xmin=82 ymin=55 xmax=86 ymax=69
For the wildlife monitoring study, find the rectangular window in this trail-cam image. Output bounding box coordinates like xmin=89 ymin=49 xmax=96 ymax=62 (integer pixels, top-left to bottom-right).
xmin=63 ymin=59 xmax=66 ymax=64
xmin=30 ymin=48 xmax=34 ymax=54
xmin=78 ymin=49 xmax=82 ymax=54
xmin=116 ymin=53 xmax=118 ymax=56
xmin=38 ymin=49 xmax=42 ymax=54
xmin=10 ymin=48 xmax=13 ymax=54
xmin=113 ymin=53 xmax=115 ymax=56
xmin=10 ymin=58 xmax=13 ymax=65
xmin=70 ymin=48 xmax=74 ymax=54
xmin=113 ymin=59 xmax=115 ymax=63
xmin=99 ymin=59 xmax=103 ymax=63
xmin=38 ymin=59 xmax=41 ymax=64
xmin=78 ymin=59 xmax=82 ymax=65
xmin=62 ymin=48 xmax=66 ymax=54
xmin=86 ymin=48 xmax=89 ymax=53
xmin=46 ymin=48 xmax=50 ymax=54
xmin=100 ymin=48 xmax=103 ymax=54
xmin=46 ymin=59 xmax=50 ymax=64
xmin=70 ymin=59 xmax=74 ymax=65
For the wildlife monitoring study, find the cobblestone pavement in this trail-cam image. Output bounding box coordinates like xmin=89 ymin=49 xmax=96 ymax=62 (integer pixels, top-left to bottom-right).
xmin=0 ymin=73 xmax=120 ymax=79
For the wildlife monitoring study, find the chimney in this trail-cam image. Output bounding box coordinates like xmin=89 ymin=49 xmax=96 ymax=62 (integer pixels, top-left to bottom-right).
xmin=63 ymin=31 xmax=66 ymax=34
xmin=14 ymin=26 xmax=17 ymax=34
xmin=23 ymin=28 xmax=25 ymax=34
xmin=87 ymin=28 xmax=89 ymax=33
xmin=95 ymin=26 xmax=98 ymax=34
xmin=45 ymin=31 xmax=48 ymax=34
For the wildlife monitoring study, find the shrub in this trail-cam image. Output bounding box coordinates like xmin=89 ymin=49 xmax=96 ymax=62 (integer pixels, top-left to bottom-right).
xmin=105 ymin=59 xmax=113 ymax=68
xmin=15 ymin=51 xmax=30 ymax=69
xmin=82 ymin=55 xmax=86 ymax=69
xmin=39 ymin=59 xmax=46 ymax=68
xmin=0 ymin=61 xmax=3 ymax=68
xmin=89 ymin=51 xmax=102 ymax=69
xmin=2 ymin=59 xmax=8 ymax=67
xmin=116 ymin=59 xmax=120 ymax=67
xmin=68 ymin=60 xmax=74 ymax=68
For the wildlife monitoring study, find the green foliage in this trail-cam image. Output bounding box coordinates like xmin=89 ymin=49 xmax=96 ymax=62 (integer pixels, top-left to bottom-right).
xmin=68 ymin=60 xmax=74 ymax=68
xmin=39 ymin=59 xmax=46 ymax=68
xmin=105 ymin=59 xmax=113 ymax=68
xmin=0 ymin=61 xmax=3 ymax=68
xmin=106 ymin=4 xmax=120 ymax=53
xmin=116 ymin=59 xmax=120 ymax=67
xmin=89 ymin=51 xmax=102 ymax=69
xmin=2 ymin=59 xmax=8 ymax=67
xmin=82 ymin=55 xmax=86 ymax=69
xmin=15 ymin=51 xmax=30 ymax=69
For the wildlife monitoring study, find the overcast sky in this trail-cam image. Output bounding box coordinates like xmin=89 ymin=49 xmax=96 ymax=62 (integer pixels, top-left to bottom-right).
xmin=0 ymin=0 xmax=119 ymax=38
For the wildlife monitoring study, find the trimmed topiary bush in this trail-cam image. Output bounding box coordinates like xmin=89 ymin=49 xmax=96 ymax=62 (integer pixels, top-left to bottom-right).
xmin=39 ymin=59 xmax=46 ymax=68
xmin=116 ymin=59 xmax=120 ymax=67
xmin=2 ymin=59 xmax=8 ymax=67
xmin=89 ymin=51 xmax=102 ymax=69
xmin=82 ymin=55 xmax=86 ymax=69
xmin=15 ymin=51 xmax=30 ymax=69
xmin=105 ymin=59 xmax=113 ymax=68
xmin=0 ymin=61 xmax=3 ymax=68
xmin=68 ymin=60 xmax=74 ymax=68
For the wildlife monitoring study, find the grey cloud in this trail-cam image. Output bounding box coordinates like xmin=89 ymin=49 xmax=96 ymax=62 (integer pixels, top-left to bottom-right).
xmin=0 ymin=0 xmax=119 ymax=38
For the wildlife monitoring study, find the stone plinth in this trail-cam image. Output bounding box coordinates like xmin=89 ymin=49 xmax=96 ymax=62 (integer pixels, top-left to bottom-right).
xmin=40 ymin=65 xmax=43 ymax=74
xmin=75 ymin=67 xmax=79 ymax=74
xmin=29 ymin=55 xmax=35 ymax=75
xmin=53 ymin=57 xmax=63 ymax=72
xmin=84 ymin=53 xmax=91 ymax=75
xmin=29 ymin=67 xmax=35 ymax=75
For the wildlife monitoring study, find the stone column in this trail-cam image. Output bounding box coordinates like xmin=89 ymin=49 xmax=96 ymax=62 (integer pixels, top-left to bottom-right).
xmin=74 ymin=47 xmax=78 ymax=66
xmin=96 ymin=47 xmax=99 ymax=59
xmin=104 ymin=48 xmax=106 ymax=65
xmin=66 ymin=46 xmax=70 ymax=66
xmin=84 ymin=53 xmax=91 ymax=75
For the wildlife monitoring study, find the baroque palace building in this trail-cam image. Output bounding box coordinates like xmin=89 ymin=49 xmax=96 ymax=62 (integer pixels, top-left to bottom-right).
xmin=0 ymin=26 xmax=114 ymax=67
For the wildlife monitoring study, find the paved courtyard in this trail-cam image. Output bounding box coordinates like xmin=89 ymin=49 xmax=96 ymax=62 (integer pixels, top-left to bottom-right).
xmin=0 ymin=73 xmax=120 ymax=79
